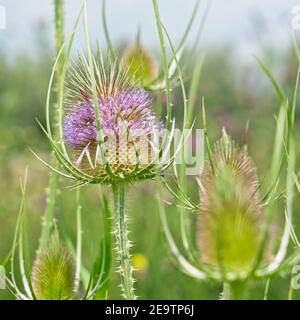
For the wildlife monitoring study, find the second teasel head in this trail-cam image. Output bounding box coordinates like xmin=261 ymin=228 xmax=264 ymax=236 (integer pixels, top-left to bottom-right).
xmin=121 ymin=42 xmax=159 ymax=88
xmin=197 ymin=130 xmax=270 ymax=279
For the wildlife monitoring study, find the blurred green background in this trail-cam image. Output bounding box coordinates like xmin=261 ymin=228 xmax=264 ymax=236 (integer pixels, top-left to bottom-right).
xmin=1 ymin=0 xmax=300 ymax=300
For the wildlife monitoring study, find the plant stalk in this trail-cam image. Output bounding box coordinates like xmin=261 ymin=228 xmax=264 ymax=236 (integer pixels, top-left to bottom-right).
xmin=38 ymin=0 xmax=65 ymax=253
xmin=113 ymin=184 xmax=136 ymax=300
xmin=54 ymin=0 xmax=65 ymax=80
xmin=152 ymin=0 xmax=172 ymax=130
xmin=222 ymin=282 xmax=246 ymax=300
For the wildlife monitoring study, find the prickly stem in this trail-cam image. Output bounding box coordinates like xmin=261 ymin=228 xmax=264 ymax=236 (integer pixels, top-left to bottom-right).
xmin=113 ymin=184 xmax=137 ymax=300
xmin=222 ymin=282 xmax=246 ymax=300
xmin=38 ymin=0 xmax=65 ymax=253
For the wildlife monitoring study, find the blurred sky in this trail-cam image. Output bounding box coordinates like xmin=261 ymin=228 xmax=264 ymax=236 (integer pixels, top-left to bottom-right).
xmin=0 ymin=0 xmax=300 ymax=58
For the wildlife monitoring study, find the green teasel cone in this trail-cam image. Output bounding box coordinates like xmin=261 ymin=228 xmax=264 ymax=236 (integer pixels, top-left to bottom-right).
xmin=32 ymin=233 xmax=75 ymax=300
xmin=121 ymin=42 xmax=158 ymax=86
xmin=198 ymin=130 xmax=267 ymax=277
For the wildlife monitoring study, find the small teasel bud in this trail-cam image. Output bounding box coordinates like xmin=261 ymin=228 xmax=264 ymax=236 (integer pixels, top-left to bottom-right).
xmin=198 ymin=130 xmax=266 ymax=277
xmin=32 ymin=233 xmax=75 ymax=300
xmin=121 ymin=42 xmax=158 ymax=86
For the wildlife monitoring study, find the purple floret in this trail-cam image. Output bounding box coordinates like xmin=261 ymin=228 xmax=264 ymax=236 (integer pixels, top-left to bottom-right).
xmin=64 ymin=104 xmax=98 ymax=147
xmin=64 ymin=88 xmax=158 ymax=149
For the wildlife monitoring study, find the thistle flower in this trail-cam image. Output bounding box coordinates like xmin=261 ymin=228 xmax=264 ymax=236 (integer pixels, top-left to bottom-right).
xmin=31 ymin=233 xmax=75 ymax=300
xmin=60 ymin=53 xmax=169 ymax=186
xmin=52 ymin=50 xmax=174 ymax=300
xmin=198 ymin=130 xmax=266 ymax=276
xmin=64 ymin=86 xmax=161 ymax=181
xmin=38 ymin=0 xmax=190 ymax=300
xmin=39 ymin=44 xmax=176 ymax=299
xmin=121 ymin=42 xmax=159 ymax=87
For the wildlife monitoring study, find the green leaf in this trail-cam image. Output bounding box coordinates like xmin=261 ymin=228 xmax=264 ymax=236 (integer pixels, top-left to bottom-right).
xmin=152 ymin=0 xmax=172 ymax=129
xmin=251 ymin=58 xmax=288 ymax=273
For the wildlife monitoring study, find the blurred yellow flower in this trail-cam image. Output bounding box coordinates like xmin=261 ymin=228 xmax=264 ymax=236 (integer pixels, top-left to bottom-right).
xmin=132 ymin=253 xmax=149 ymax=279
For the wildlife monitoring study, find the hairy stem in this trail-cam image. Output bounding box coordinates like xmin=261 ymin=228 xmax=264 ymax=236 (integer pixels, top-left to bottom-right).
xmin=38 ymin=0 xmax=65 ymax=252
xmin=54 ymin=0 xmax=65 ymax=80
xmin=113 ymin=184 xmax=136 ymax=300
xmin=222 ymin=282 xmax=246 ymax=300
xmin=38 ymin=165 xmax=59 ymax=252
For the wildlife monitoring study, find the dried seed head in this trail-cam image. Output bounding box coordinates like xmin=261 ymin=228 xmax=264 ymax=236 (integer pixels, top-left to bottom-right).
xmin=198 ymin=130 xmax=265 ymax=276
xmin=32 ymin=233 xmax=75 ymax=300
xmin=121 ymin=43 xmax=158 ymax=86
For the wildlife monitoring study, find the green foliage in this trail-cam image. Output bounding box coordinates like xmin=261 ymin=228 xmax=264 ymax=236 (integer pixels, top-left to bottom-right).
xmin=2 ymin=1 xmax=300 ymax=300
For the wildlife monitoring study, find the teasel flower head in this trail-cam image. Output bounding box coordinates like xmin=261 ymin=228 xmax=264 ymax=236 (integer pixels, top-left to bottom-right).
xmin=31 ymin=233 xmax=75 ymax=300
xmin=198 ymin=130 xmax=267 ymax=278
xmin=121 ymin=42 xmax=159 ymax=87
xmin=58 ymin=52 xmax=172 ymax=186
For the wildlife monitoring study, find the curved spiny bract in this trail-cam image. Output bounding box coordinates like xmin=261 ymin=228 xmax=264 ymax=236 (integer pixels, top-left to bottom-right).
xmin=198 ymin=130 xmax=268 ymax=279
